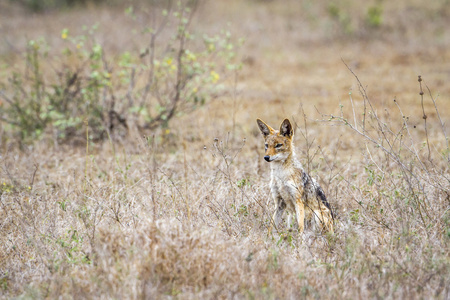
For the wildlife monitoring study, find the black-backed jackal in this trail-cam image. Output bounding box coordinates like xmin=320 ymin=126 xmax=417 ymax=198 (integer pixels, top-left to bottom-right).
xmin=256 ymin=118 xmax=334 ymax=234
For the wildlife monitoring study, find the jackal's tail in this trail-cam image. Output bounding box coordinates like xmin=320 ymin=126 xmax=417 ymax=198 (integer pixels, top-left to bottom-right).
xmin=316 ymin=186 xmax=335 ymax=220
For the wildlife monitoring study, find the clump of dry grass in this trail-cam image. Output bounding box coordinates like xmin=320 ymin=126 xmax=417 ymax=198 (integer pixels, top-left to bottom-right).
xmin=1 ymin=77 xmax=448 ymax=297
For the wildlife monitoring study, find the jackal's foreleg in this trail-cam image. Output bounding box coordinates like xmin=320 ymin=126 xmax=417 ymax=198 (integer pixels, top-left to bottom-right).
xmin=268 ymin=198 xmax=286 ymax=235
xmin=295 ymin=198 xmax=305 ymax=234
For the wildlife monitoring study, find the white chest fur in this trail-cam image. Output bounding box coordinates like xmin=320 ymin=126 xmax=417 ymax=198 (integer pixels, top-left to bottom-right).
xmin=269 ymin=163 xmax=299 ymax=211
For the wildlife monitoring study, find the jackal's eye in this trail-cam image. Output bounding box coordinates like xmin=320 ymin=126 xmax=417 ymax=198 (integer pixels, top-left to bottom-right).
xmin=275 ymin=143 xmax=283 ymax=148
xmin=264 ymin=144 xmax=268 ymax=150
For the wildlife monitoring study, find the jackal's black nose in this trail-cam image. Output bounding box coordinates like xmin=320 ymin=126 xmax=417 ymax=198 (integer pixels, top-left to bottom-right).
xmin=264 ymin=156 xmax=271 ymax=162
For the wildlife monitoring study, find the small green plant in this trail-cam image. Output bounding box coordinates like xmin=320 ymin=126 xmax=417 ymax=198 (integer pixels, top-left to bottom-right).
xmin=366 ymin=5 xmax=383 ymax=27
xmin=268 ymin=249 xmax=280 ymax=270
xmin=234 ymin=204 xmax=249 ymax=217
xmin=0 ymin=181 xmax=15 ymax=195
xmin=237 ymin=178 xmax=250 ymax=188
xmin=349 ymin=209 xmax=360 ymax=223
xmin=0 ymin=272 xmax=8 ymax=291
xmin=327 ymin=2 xmax=353 ymax=34
xmin=57 ymin=199 xmax=69 ymax=212
xmin=276 ymin=231 xmax=294 ymax=248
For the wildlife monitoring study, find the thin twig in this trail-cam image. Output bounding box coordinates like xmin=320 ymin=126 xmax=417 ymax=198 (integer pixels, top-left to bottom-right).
xmin=418 ymin=75 xmax=432 ymax=161
xmin=349 ymin=89 xmax=358 ymax=130
xmin=342 ymin=58 xmax=367 ymax=132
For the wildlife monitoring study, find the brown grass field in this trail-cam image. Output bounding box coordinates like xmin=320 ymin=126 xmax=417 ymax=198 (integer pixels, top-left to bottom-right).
xmin=0 ymin=0 xmax=449 ymax=298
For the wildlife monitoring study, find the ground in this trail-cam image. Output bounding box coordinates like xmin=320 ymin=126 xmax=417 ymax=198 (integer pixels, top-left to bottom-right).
xmin=0 ymin=0 xmax=449 ymax=298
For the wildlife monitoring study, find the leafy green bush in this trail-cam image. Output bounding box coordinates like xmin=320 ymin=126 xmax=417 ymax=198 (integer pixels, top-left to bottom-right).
xmin=0 ymin=38 xmax=105 ymax=142
xmin=0 ymin=1 xmax=241 ymax=144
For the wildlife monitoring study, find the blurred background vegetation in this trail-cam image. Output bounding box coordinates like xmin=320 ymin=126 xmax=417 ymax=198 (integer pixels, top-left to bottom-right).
xmin=14 ymin=0 xmax=110 ymax=12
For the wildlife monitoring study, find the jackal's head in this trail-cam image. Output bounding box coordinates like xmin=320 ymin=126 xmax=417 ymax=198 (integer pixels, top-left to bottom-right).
xmin=256 ymin=118 xmax=294 ymax=162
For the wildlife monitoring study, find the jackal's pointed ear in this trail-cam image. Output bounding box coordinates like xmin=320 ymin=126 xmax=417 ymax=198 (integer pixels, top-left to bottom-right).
xmin=256 ymin=119 xmax=273 ymax=137
xmin=280 ymin=119 xmax=293 ymax=138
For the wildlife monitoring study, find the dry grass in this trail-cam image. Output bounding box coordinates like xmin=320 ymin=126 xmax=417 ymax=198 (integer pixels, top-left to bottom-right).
xmin=1 ymin=0 xmax=449 ymax=299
